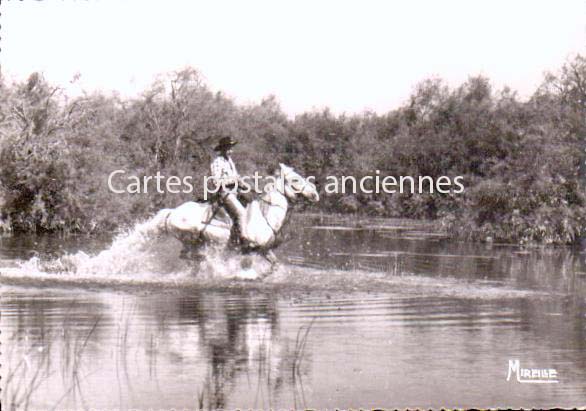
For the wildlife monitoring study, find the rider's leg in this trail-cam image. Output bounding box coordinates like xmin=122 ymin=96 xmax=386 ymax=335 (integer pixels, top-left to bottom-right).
xmin=221 ymin=191 xmax=246 ymax=244
xmin=222 ymin=191 xmax=246 ymax=217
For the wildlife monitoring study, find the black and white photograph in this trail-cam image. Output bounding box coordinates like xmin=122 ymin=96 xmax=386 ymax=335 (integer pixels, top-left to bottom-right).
xmin=1 ymin=0 xmax=585 ymax=409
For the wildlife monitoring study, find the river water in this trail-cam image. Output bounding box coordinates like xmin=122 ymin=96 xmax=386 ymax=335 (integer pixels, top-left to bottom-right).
xmin=1 ymin=214 xmax=585 ymax=409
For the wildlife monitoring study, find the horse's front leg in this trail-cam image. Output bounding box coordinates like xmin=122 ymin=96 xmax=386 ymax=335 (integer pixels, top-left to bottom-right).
xmin=263 ymin=249 xmax=279 ymax=269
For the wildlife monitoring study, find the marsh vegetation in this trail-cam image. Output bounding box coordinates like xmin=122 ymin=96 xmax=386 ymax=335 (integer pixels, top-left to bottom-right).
xmin=1 ymin=56 xmax=585 ymax=244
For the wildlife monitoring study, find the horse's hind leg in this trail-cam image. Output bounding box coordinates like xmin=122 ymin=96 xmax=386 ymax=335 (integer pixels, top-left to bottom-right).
xmin=179 ymin=238 xmax=202 ymax=260
xmin=179 ymin=240 xmax=206 ymax=274
xmin=190 ymin=252 xmax=205 ymax=274
xmin=179 ymin=243 xmax=191 ymax=260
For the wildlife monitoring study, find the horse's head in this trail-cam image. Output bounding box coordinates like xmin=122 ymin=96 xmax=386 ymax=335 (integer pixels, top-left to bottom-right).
xmin=278 ymin=163 xmax=320 ymax=203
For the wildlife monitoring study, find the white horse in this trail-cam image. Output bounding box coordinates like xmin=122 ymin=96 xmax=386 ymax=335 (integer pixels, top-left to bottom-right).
xmin=152 ymin=164 xmax=319 ymax=266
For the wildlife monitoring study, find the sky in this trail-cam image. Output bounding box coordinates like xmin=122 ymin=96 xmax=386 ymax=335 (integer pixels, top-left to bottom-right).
xmin=1 ymin=0 xmax=585 ymax=115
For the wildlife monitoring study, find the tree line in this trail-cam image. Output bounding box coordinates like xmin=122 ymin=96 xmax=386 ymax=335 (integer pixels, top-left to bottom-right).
xmin=1 ymin=56 xmax=585 ymax=244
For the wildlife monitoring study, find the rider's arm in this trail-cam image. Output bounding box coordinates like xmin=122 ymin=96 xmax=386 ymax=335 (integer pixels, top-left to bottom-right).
xmin=210 ymin=157 xmax=222 ymax=178
xmin=228 ymin=157 xmax=239 ymax=178
xmin=229 ymin=161 xmax=247 ymax=187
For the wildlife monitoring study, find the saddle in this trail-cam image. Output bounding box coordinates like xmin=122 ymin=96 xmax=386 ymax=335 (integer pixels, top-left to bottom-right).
xmin=202 ymin=201 xmax=233 ymax=227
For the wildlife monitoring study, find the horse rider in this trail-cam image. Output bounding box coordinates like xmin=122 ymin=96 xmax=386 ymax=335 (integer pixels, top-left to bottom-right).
xmin=210 ymin=136 xmax=250 ymax=244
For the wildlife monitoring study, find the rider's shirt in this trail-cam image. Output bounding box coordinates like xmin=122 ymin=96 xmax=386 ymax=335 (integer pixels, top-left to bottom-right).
xmin=210 ymin=155 xmax=239 ymax=188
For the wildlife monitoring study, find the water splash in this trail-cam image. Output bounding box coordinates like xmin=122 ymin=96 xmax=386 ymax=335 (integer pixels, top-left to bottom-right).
xmin=25 ymin=218 xmax=184 ymax=275
xmin=0 ymin=217 xmax=275 ymax=287
xmin=0 ymin=217 xmax=555 ymax=299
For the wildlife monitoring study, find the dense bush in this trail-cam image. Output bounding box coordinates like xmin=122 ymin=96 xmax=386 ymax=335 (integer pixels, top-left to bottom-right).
xmin=1 ymin=56 xmax=585 ymax=244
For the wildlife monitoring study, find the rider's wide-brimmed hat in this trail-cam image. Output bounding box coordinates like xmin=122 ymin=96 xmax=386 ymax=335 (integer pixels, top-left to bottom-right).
xmin=213 ymin=136 xmax=238 ymax=151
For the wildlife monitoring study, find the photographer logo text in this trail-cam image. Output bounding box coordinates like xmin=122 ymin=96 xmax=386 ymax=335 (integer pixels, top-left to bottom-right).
xmin=506 ymin=359 xmax=559 ymax=384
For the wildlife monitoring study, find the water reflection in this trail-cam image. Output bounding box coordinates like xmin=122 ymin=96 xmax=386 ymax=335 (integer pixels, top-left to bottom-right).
xmin=3 ymin=284 xmax=585 ymax=409
xmin=1 ymin=289 xmax=319 ymax=410
xmin=2 ymin=216 xmax=586 ymax=409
